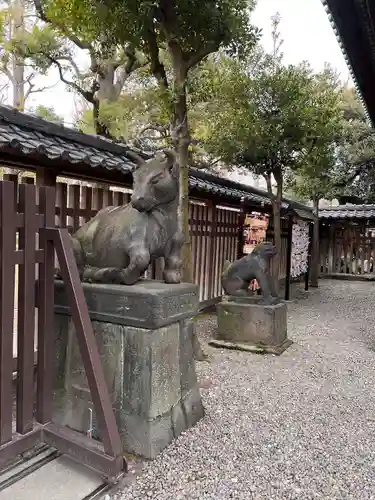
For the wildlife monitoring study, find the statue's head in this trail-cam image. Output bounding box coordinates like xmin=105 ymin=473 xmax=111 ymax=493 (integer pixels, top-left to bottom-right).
xmin=253 ymin=241 xmax=277 ymax=259
xmin=130 ymin=150 xmax=178 ymax=212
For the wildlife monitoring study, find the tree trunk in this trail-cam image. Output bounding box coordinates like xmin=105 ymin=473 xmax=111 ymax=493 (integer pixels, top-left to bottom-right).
xmin=310 ymin=197 xmax=320 ymax=287
xmin=171 ymin=68 xmax=206 ymax=361
xmin=4 ymin=0 xmax=25 ymax=178
xmin=271 ymin=197 xmax=282 ymax=295
xmin=11 ymin=0 xmax=25 ymax=109
xmin=265 ymin=172 xmax=282 ymax=296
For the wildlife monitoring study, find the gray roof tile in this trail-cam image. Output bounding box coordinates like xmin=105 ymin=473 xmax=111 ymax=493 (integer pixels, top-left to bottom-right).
xmin=0 ymin=105 xmax=313 ymax=217
xmin=319 ymin=205 xmax=375 ymax=219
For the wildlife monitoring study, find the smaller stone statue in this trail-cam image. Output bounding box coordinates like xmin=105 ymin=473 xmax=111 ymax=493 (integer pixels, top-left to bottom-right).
xmin=70 ymin=150 xmax=183 ymax=286
xmin=221 ymin=242 xmax=279 ymax=304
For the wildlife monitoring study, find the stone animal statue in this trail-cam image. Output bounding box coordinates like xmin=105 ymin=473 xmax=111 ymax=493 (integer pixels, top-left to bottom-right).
xmin=221 ymin=242 xmax=279 ymax=303
xmin=70 ymin=150 xmax=183 ymax=285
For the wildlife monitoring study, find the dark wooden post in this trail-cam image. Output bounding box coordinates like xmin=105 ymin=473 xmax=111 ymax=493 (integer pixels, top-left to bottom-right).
xmin=284 ymin=214 xmax=294 ymax=301
xmin=207 ymin=201 xmax=217 ymax=300
xmin=36 ymin=167 xmax=57 ymax=188
xmin=305 ymin=221 xmax=313 ymax=291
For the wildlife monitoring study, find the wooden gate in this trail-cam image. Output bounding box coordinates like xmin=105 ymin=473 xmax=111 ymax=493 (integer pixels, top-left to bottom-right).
xmin=0 ymin=181 xmax=125 ymax=482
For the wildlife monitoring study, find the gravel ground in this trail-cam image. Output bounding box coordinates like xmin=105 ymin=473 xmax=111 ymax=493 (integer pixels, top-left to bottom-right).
xmin=112 ymin=280 xmax=375 ymax=500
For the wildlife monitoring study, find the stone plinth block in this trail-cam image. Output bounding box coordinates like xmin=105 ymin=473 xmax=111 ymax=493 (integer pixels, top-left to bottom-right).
xmin=210 ymin=297 xmax=292 ymax=355
xmin=53 ymin=280 xmax=204 ymax=459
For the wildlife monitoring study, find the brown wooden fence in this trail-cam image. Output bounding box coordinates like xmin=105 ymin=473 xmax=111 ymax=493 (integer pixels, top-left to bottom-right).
xmin=0 ymin=180 xmax=125 ymax=481
xmin=320 ymin=222 xmax=375 ymax=276
xmin=5 ymin=175 xmax=289 ymax=303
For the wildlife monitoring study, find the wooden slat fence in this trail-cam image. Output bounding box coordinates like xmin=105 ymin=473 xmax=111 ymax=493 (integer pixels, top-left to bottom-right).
xmin=5 ymin=176 xmax=245 ymax=304
xmin=0 ymin=179 xmax=125 ymax=479
xmin=320 ymin=222 xmax=375 ymax=276
xmin=5 ymin=175 xmax=289 ymax=303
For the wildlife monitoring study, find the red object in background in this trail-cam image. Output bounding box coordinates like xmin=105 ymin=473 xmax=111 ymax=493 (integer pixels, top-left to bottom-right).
xmin=242 ymin=212 xmax=270 ymax=291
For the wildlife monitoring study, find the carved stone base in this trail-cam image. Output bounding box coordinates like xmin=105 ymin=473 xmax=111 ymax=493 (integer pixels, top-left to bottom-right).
xmin=212 ymin=296 xmax=291 ymax=355
xmin=53 ymin=280 xmax=204 ymax=459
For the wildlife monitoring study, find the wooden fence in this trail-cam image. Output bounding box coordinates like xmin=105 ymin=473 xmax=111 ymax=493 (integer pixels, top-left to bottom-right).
xmin=0 ymin=180 xmax=125 ymax=480
xmin=320 ymin=222 xmax=375 ymax=276
xmin=5 ymin=174 xmax=289 ymax=303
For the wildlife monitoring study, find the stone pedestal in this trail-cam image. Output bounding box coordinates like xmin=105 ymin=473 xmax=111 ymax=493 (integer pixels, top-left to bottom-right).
xmin=210 ymin=296 xmax=292 ymax=355
xmin=53 ymin=280 xmax=204 ymax=459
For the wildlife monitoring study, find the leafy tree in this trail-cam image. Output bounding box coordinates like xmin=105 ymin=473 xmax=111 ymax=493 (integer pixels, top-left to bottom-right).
xmin=1 ymin=0 xmax=64 ymax=174
xmin=333 ymin=87 xmax=375 ymax=203
xmin=0 ymin=0 xmax=59 ymax=109
xmin=285 ymin=67 xmax=343 ymax=286
xmin=189 ymin=17 xmax=339 ymax=286
xmin=5 ymin=0 xmax=148 ymax=137
xmin=41 ymin=0 xmax=260 ymax=287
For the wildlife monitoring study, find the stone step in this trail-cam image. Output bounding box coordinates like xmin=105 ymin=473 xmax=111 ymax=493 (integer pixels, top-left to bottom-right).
xmin=0 ymin=455 xmax=103 ymax=500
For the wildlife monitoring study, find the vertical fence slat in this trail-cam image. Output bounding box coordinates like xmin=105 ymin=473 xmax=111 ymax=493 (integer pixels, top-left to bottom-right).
xmin=36 ymin=186 xmax=56 ymax=424
xmin=16 ymin=184 xmax=37 ymax=434
xmin=93 ymin=188 xmax=104 ymax=212
xmin=0 ymin=181 xmax=16 ymax=444
xmin=56 ymin=183 xmax=68 ymax=229
xmin=69 ymin=184 xmax=81 ymax=233
xmin=207 ymin=202 xmax=215 ymax=300
xmin=112 ymin=191 xmax=120 ymax=207
xmin=3 ymin=174 xmax=19 ymax=206
xmin=103 ymin=189 xmax=113 ymax=207
xmin=202 ymin=205 xmax=209 ymax=301
xmin=198 ymin=205 xmax=205 ymax=299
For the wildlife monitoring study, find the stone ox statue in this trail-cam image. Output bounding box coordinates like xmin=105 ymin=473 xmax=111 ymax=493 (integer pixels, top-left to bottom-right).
xmin=221 ymin=241 xmax=279 ymax=303
xmin=70 ymin=150 xmax=183 ymax=285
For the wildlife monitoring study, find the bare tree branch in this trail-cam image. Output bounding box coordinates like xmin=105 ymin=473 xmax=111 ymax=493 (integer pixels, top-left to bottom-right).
xmin=57 ymin=56 xmax=83 ymax=80
xmin=0 ymin=82 xmax=9 ymax=103
xmin=0 ymin=53 xmax=14 ymax=83
xmin=45 ymin=54 xmax=96 ymax=104
xmin=139 ymin=124 xmax=169 ymax=137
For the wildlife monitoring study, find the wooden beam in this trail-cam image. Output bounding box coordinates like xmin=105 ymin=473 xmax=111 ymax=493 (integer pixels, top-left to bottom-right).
xmin=36 ymin=167 xmax=57 ymax=188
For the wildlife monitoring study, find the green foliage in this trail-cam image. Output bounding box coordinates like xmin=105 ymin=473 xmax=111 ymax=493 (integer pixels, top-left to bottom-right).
xmin=332 ymin=87 xmax=375 ymax=203
xmin=285 ymin=66 xmax=343 ymax=205
xmin=32 ymin=104 xmax=64 ymax=123
xmin=42 ymin=0 xmax=259 ymax=59
xmin=11 ymin=24 xmax=70 ymax=73
xmin=190 ymin=49 xmax=341 ymax=192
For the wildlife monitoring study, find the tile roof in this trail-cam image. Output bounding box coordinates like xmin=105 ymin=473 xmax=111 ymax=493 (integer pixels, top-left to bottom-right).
xmin=188 ymin=168 xmax=277 ymax=207
xmin=321 ymin=0 xmax=374 ymax=124
xmin=0 ymin=105 xmax=314 ymax=218
xmin=0 ymin=105 xmax=141 ymax=173
xmin=319 ymin=205 xmax=375 ymax=219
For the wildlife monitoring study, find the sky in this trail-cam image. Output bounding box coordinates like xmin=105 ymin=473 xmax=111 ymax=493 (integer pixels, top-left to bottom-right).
xmin=19 ymin=0 xmax=351 ymax=126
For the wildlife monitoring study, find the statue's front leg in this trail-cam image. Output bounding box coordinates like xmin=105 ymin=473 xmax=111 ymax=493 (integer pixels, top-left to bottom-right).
xmin=117 ymin=247 xmax=150 ymax=285
xmin=163 ymin=232 xmax=184 ymax=284
xmin=255 ymin=270 xmax=279 ymax=305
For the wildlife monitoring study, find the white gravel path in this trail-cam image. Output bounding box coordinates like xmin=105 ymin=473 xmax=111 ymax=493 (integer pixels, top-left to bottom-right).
xmin=113 ymin=280 xmax=375 ymax=500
